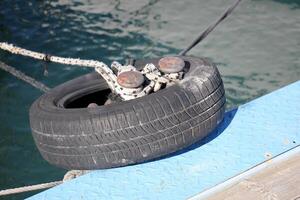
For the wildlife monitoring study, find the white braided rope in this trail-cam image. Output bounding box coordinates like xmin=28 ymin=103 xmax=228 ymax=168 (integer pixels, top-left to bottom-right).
xmin=95 ymin=62 xmax=183 ymax=101
xmin=0 ymin=42 xmax=183 ymax=101
xmin=0 ymin=42 xmax=107 ymax=68
xmin=0 ymin=42 xmax=116 ymax=88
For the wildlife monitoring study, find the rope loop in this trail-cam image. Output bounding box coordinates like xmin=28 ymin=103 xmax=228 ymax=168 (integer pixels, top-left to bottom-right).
xmin=0 ymin=42 xmax=184 ymax=100
xmin=94 ymin=61 xmax=184 ymax=101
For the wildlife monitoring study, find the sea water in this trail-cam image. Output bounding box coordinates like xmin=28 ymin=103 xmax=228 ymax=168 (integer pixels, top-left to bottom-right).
xmin=0 ymin=0 xmax=299 ymax=199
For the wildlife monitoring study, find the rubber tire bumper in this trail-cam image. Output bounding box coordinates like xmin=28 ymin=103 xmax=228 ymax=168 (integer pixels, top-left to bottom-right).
xmin=29 ymin=56 xmax=226 ymax=170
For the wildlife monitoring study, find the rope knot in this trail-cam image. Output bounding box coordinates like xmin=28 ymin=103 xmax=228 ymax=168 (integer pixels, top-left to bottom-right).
xmin=43 ymin=54 xmax=52 ymax=62
xmin=95 ymin=61 xmax=184 ymax=101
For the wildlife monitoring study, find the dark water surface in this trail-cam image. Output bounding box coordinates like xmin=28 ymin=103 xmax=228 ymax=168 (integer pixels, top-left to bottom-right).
xmin=0 ymin=0 xmax=299 ymax=199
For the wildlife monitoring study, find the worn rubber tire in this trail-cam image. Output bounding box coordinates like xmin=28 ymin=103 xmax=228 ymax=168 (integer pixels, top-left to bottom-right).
xmin=29 ymin=56 xmax=225 ymax=170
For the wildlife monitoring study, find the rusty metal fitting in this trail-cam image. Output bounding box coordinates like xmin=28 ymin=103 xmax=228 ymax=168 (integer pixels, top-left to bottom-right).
xmin=117 ymin=71 xmax=144 ymax=88
xmin=158 ymin=56 xmax=185 ymax=73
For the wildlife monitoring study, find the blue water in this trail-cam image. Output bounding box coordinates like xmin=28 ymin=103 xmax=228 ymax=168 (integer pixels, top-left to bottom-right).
xmin=0 ymin=0 xmax=299 ymax=199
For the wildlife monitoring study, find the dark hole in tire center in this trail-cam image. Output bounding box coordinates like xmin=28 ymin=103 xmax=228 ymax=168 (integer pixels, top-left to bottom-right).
xmin=63 ymin=60 xmax=190 ymax=109
xmin=64 ymin=89 xmax=111 ymax=108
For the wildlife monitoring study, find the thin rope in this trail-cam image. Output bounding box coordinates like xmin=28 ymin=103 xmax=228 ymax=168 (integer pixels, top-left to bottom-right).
xmin=0 ymin=170 xmax=90 ymax=196
xmin=0 ymin=61 xmax=50 ymax=92
xmin=179 ymin=0 xmax=242 ymax=56
xmin=0 ymin=181 xmax=62 ymax=196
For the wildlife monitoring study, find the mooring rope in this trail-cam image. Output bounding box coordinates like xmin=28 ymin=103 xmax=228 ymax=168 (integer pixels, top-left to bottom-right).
xmin=179 ymin=0 xmax=242 ymax=56
xmin=98 ymin=61 xmax=183 ymax=100
xmin=0 ymin=181 xmax=62 ymax=196
xmin=0 ymin=0 xmax=242 ymax=95
xmin=0 ymin=42 xmax=119 ymax=93
xmin=0 ymin=42 xmax=106 ymax=68
xmin=0 ymin=170 xmax=89 ymax=196
xmin=0 ymin=42 xmax=183 ymax=100
xmin=0 ymin=0 xmax=244 ymax=196
xmin=0 ymin=61 xmax=50 ymax=92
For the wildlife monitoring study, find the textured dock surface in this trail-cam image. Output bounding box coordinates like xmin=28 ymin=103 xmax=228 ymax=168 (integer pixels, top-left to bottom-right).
xmin=202 ymin=146 xmax=300 ymax=200
xmin=28 ymin=81 xmax=300 ymax=200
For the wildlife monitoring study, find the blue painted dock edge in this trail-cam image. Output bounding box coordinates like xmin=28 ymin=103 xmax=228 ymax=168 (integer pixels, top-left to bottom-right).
xmin=28 ymin=81 xmax=300 ymax=200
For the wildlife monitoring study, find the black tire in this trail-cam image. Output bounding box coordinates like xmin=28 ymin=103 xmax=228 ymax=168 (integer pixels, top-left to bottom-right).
xmin=29 ymin=56 xmax=225 ymax=170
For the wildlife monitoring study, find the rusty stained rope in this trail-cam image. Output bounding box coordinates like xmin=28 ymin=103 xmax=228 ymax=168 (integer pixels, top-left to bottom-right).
xmin=0 ymin=61 xmax=50 ymax=92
